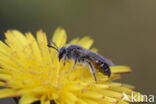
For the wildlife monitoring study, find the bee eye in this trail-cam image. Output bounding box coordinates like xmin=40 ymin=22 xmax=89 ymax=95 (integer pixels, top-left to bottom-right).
xmin=58 ymin=47 xmax=66 ymax=61
xmin=59 ymin=47 xmax=66 ymax=55
xmin=60 ymin=49 xmax=64 ymax=53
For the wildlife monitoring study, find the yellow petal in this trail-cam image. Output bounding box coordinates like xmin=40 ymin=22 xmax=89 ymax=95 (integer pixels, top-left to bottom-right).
xmin=62 ymin=92 xmax=78 ymax=103
xmin=0 ymin=81 xmax=5 ymax=86
xmin=69 ymin=38 xmax=79 ymax=44
xmin=52 ymin=27 xmax=67 ymax=48
xmin=0 ymin=41 xmax=12 ymax=57
xmin=0 ymin=89 xmax=17 ymax=98
xmin=9 ymin=30 xmax=28 ymax=45
xmin=78 ymin=36 xmax=94 ymax=49
xmin=19 ymin=95 xmax=39 ymax=104
xmin=111 ymin=66 xmax=131 ymax=74
xmin=102 ymin=96 xmax=118 ymax=103
xmin=5 ymin=30 xmax=25 ymax=52
xmin=41 ymin=95 xmax=50 ymax=104
xmin=94 ymin=84 xmax=110 ymax=89
xmin=101 ymin=90 xmax=123 ymax=98
xmin=83 ymin=99 xmax=98 ymax=104
xmin=37 ymin=30 xmax=52 ymax=66
xmin=65 ymin=83 xmax=84 ymax=91
xmin=91 ymin=48 xmax=98 ymax=53
xmin=105 ymin=82 xmax=122 ymax=87
xmin=76 ymin=98 xmax=87 ymax=104
xmin=0 ymin=74 xmax=11 ymax=81
xmin=118 ymin=100 xmax=129 ymax=104
xmin=26 ymin=32 xmax=43 ymax=65
xmin=109 ymin=86 xmax=132 ymax=95
xmin=0 ymin=69 xmax=11 ymax=74
xmin=82 ymin=91 xmax=104 ymax=99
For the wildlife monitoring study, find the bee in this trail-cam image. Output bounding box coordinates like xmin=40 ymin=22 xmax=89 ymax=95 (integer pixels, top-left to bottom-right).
xmin=48 ymin=41 xmax=115 ymax=82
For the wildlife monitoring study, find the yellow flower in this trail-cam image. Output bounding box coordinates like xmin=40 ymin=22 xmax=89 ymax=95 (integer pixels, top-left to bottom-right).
xmin=0 ymin=28 xmax=142 ymax=104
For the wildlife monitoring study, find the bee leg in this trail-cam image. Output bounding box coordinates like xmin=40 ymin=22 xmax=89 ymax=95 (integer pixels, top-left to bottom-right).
xmin=87 ymin=60 xmax=97 ymax=83
xmin=73 ymin=56 xmax=78 ymax=70
xmin=63 ymin=55 xmax=67 ymax=65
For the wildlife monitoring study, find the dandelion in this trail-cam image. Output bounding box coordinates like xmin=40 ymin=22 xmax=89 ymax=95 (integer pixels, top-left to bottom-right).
xmin=0 ymin=28 xmax=142 ymax=104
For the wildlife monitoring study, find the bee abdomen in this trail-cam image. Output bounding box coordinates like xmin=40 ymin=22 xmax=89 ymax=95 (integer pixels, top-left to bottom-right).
xmin=87 ymin=58 xmax=112 ymax=77
xmin=95 ymin=61 xmax=111 ymax=77
xmin=100 ymin=63 xmax=111 ymax=77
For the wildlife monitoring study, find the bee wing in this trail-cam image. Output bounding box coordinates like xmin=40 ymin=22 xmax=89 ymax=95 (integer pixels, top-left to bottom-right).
xmin=87 ymin=50 xmax=115 ymax=66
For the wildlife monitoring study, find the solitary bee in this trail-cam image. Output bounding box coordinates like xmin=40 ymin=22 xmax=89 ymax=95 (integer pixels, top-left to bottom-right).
xmin=48 ymin=41 xmax=115 ymax=82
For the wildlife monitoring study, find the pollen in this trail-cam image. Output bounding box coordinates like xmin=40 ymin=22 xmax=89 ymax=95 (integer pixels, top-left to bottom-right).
xmin=0 ymin=28 xmax=143 ymax=104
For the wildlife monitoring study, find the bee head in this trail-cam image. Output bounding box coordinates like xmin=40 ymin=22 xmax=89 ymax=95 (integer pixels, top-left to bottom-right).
xmin=58 ymin=47 xmax=66 ymax=61
xmin=47 ymin=41 xmax=67 ymax=62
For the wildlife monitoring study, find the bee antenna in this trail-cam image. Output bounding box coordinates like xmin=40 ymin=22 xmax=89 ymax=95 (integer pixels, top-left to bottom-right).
xmin=50 ymin=41 xmax=59 ymax=49
xmin=47 ymin=44 xmax=59 ymax=52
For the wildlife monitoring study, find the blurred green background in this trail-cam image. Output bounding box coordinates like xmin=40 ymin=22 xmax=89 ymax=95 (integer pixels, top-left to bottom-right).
xmin=0 ymin=0 xmax=156 ymax=103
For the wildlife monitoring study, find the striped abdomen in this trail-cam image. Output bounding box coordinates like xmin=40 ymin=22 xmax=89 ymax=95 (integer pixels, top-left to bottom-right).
xmin=86 ymin=51 xmax=113 ymax=77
